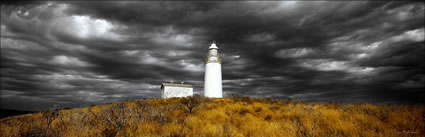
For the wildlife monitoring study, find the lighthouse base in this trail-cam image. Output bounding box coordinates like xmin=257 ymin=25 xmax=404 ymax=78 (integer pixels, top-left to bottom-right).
xmin=204 ymin=63 xmax=222 ymax=97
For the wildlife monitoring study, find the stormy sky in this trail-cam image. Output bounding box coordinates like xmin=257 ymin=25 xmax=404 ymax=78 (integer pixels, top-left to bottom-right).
xmin=1 ymin=1 xmax=424 ymax=111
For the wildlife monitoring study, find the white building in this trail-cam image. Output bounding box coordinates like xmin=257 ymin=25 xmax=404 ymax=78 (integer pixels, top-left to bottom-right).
xmin=204 ymin=41 xmax=223 ymax=97
xmin=161 ymin=83 xmax=193 ymax=98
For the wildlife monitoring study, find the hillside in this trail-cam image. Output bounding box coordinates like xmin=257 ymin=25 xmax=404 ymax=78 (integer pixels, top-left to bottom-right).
xmin=1 ymin=96 xmax=424 ymax=137
xmin=0 ymin=109 xmax=34 ymax=119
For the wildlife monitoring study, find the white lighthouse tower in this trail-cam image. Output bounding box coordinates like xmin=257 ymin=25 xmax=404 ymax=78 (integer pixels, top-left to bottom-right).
xmin=204 ymin=41 xmax=223 ymax=97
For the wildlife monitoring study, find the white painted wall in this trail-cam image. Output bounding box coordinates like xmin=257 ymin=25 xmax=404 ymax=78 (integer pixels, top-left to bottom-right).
xmin=204 ymin=62 xmax=222 ymax=97
xmin=162 ymin=87 xmax=193 ymax=98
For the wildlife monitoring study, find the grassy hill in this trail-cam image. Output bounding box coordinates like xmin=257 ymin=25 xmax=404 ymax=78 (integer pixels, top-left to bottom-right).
xmin=1 ymin=96 xmax=424 ymax=137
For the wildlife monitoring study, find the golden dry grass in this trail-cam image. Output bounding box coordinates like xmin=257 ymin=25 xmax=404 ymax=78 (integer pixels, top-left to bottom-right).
xmin=1 ymin=96 xmax=424 ymax=137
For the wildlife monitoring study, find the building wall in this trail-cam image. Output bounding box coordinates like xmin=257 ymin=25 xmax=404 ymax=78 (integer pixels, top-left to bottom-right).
xmin=162 ymin=87 xmax=193 ymax=98
xmin=204 ymin=63 xmax=222 ymax=97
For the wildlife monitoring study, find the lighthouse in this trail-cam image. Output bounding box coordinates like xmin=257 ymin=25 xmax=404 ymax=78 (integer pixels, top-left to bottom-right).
xmin=204 ymin=41 xmax=223 ymax=97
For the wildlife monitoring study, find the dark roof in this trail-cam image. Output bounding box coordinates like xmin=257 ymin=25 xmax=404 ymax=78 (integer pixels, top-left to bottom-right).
xmin=161 ymin=83 xmax=193 ymax=89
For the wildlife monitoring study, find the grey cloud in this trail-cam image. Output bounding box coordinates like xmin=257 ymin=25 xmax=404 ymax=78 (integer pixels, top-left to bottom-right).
xmin=1 ymin=1 xmax=424 ymax=111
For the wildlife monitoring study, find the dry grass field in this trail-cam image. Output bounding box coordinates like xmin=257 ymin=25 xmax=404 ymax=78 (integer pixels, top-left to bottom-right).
xmin=1 ymin=96 xmax=424 ymax=137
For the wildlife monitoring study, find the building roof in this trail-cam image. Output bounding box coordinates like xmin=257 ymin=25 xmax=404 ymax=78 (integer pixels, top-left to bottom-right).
xmin=209 ymin=43 xmax=218 ymax=49
xmin=161 ymin=83 xmax=193 ymax=89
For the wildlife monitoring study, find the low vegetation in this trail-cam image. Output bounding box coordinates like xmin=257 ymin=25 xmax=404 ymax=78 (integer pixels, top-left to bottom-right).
xmin=1 ymin=96 xmax=424 ymax=137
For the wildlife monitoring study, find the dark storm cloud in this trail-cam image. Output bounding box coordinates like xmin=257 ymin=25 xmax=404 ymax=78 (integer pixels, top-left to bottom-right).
xmin=1 ymin=1 xmax=424 ymax=110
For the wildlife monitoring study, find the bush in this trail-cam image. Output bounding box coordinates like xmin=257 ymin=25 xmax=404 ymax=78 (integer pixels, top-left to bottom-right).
xmin=180 ymin=95 xmax=202 ymax=113
xmin=230 ymin=94 xmax=253 ymax=104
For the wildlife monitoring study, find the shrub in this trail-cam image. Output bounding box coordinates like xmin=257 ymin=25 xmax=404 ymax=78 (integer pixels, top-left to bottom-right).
xmin=180 ymin=95 xmax=201 ymax=113
xmin=102 ymin=103 xmax=129 ymax=130
xmin=42 ymin=105 xmax=60 ymax=137
xmin=230 ymin=94 xmax=253 ymax=104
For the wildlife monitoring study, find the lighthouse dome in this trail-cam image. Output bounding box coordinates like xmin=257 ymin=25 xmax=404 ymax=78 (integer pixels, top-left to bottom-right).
xmin=209 ymin=42 xmax=218 ymax=49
